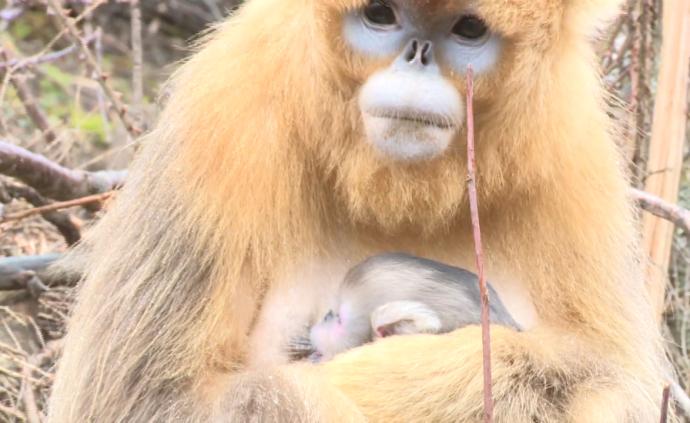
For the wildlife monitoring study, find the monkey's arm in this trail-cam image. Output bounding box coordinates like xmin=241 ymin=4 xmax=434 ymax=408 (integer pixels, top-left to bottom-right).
xmin=371 ymin=300 xmax=443 ymax=338
xmin=321 ymin=190 xmax=667 ymax=422
xmin=321 ymin=325 xmax=643 ymax=422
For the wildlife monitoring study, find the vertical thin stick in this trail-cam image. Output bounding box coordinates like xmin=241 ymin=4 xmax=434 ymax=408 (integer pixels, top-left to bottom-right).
xmin=45 ymin=0 xmax=141 ymax=137
xmin=465 ymin=65 xmax=493 ymax=422
xmin=660 ymin=384 xmax=670 ymax=423
xmin=130 ymin=0 xmax=144 ymax=127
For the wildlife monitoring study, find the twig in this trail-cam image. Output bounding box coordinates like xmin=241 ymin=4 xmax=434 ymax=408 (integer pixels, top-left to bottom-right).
xmin=44 ymin=0 xmax=142 ymax=137
xmin=604 ymin=33 xmax=633 ymax=76
xmin=30 ymin=340 xmax=62 ymax=369
xmin=1 ymin=191 xmax=114 ymax=223
xmin=0 ymin=140 xmax=126 ymax=201
xmin=0 ymin=35 xmax=97 ymax=70
xmin=130 ymin=0 xmax=144 ymax=128
xmin=631 ymin=188 xmax=690 ymax=235
xmin=0 ymin=49 xmax=57 ymax=144
xmin=671 ymin=381 xmax=690 ymax=419
xmin=21 ymin=364 xmax=41 ymax=423
xmin=16 ymin=341 xmax=63 ymax=423
xmin=660 ymin=384 xmax=670 ymax=423
xmin=628 ymin=3 xmax=641 ymax=144
xmin=26 ymin=0 xmax=107 ymax=67
xmin=600 ymin=0 xmax=631 ymax=60
xmin=3 ymin=182 xmax=81 ymax=245
xmin=0 ymin=6 xmax=23 ymax=24
xmin=0 ymin=402 xmax=26 ymax=421
xmin=91 ymin=28 xmax=112 ymax=144
xmin=465 ymin=65 xmax=493 ymax=423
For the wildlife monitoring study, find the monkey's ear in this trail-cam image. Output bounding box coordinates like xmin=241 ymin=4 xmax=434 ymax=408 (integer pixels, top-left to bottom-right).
xmin=371 ymin=301 xmax=442 ymax=339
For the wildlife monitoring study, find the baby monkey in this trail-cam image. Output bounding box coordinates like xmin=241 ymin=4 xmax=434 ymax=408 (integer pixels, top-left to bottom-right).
xmin=299 ymin=253 xmax=520 ymax=362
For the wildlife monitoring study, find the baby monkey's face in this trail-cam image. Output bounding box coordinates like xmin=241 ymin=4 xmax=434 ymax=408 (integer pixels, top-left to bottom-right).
xmin=309 ymin=304 xmax=371 ymax=362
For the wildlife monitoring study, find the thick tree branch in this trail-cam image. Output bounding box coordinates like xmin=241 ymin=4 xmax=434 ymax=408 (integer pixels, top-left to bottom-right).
xmin=0 ymin=140 xmax=126 ymax=201
xmin=0 ymin=254 xmax=61 ymax=295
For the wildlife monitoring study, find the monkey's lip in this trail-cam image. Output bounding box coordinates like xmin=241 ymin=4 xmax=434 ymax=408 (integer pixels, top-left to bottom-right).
xmin=366 ymin=109 xmax=457 ymax=130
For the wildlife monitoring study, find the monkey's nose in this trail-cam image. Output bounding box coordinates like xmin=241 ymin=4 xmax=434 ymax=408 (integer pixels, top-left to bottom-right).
xmin=402 ymin=39 xmax=434 ymax=66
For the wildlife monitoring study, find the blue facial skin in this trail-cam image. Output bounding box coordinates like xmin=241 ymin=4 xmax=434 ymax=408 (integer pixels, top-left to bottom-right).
xmin=342 ymin=3 xmax=501 ymax=75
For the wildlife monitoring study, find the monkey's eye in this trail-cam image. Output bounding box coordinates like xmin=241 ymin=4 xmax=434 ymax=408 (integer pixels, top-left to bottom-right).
xmin=452 ymin=15 xmax=488 ymax=41
xmin=363 ymin=0 xmax=397 ymax=28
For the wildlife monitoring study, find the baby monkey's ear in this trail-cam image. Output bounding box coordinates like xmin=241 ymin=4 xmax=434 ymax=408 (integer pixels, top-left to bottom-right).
xmin=371 ymin=301 xmax=442 ymax=339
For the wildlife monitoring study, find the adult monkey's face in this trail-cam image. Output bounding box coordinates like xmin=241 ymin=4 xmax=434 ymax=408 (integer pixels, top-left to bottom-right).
xmin=317 ymin=0 xmax=604 ymax=230
xmin=341 ymin=0 xmax=502 ymax=163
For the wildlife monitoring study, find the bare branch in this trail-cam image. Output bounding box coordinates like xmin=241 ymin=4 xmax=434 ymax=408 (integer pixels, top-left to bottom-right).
xmin=671 ymin=381 xmax=690 ymax=419
xmin=0 ymin=35 xmax=97 ymax=70
xmin=0 ymin=49 xmax=57 ymax=144
xmin=130 ymin=0 xmax=144 ymax=129
xmin=0 ymin=403 xmax=26 ymax=421
xmin=660 ymin=384 xmax=670 ymax=423
xmin=0 ymin=270 xmax=46 ymax=295
xmin=0 ymin=6 xmax=23 ymax=24
xmin=44 ymin=0 xmax=142 ymax=137
xmin=631 ymin=188 xmax=690 ymax=235
xmin=1 ymin=182 xmax=81 ymax=245
xmin=1 ymin=191 xmax=114 ymax=223
xmin=0 ymin=254 xmax=59 ymax=295
xmin=465 ymin=66 xmax=494 ymax=423
xmin=21 ymin=362 xmax=41 ymax=423
xmin=0 ymin=140 xmax=126 ymax=201
xmin=0 ymin=254 xmax=61 ymax=276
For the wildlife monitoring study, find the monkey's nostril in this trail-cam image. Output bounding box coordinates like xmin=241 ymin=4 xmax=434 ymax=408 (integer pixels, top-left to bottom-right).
xmin=420 ymin=41 xmax=432 ymax=65
xmin=402 ymin=39 xmax=433 ymax=66
xmin=405 ymin=39 xmax=419 ymax=62
xmin=324 ymin=310 xmax=334 ymax=321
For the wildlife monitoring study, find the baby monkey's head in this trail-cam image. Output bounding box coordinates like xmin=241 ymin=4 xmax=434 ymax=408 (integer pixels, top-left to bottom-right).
xmin=309 ymin=302 xmax=373 ymax=362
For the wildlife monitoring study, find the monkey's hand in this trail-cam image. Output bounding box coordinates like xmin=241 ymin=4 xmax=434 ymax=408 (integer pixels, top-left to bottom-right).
xmin=370 ymin=300 xmax=442 ymax=338
xmin=321 ymin=325 xmax=642 ymax=422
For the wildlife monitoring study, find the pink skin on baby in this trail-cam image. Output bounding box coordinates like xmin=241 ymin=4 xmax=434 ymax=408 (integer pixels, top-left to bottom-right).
xmin=309 ymin=304 xmax=355 ymax=362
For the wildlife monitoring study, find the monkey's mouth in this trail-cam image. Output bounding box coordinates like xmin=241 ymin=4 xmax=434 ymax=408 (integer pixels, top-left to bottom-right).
xmin=361 ymin=107 xmax=460 ymax=162
xmin=367 ymin=109 xmax=457 ymax=130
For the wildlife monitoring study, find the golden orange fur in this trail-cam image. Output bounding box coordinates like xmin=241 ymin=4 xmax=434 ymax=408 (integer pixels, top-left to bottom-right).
xmin=49 ymin=0 xmax=670 ymax=421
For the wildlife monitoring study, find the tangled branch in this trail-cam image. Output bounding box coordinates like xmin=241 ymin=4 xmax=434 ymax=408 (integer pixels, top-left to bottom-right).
xmin=44 ymin=0 xmax=142 ymax=137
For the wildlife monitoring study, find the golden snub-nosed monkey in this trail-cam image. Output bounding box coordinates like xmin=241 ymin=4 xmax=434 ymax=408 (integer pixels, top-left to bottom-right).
xmin=50 ymin=0 xmax=670 ymax=421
